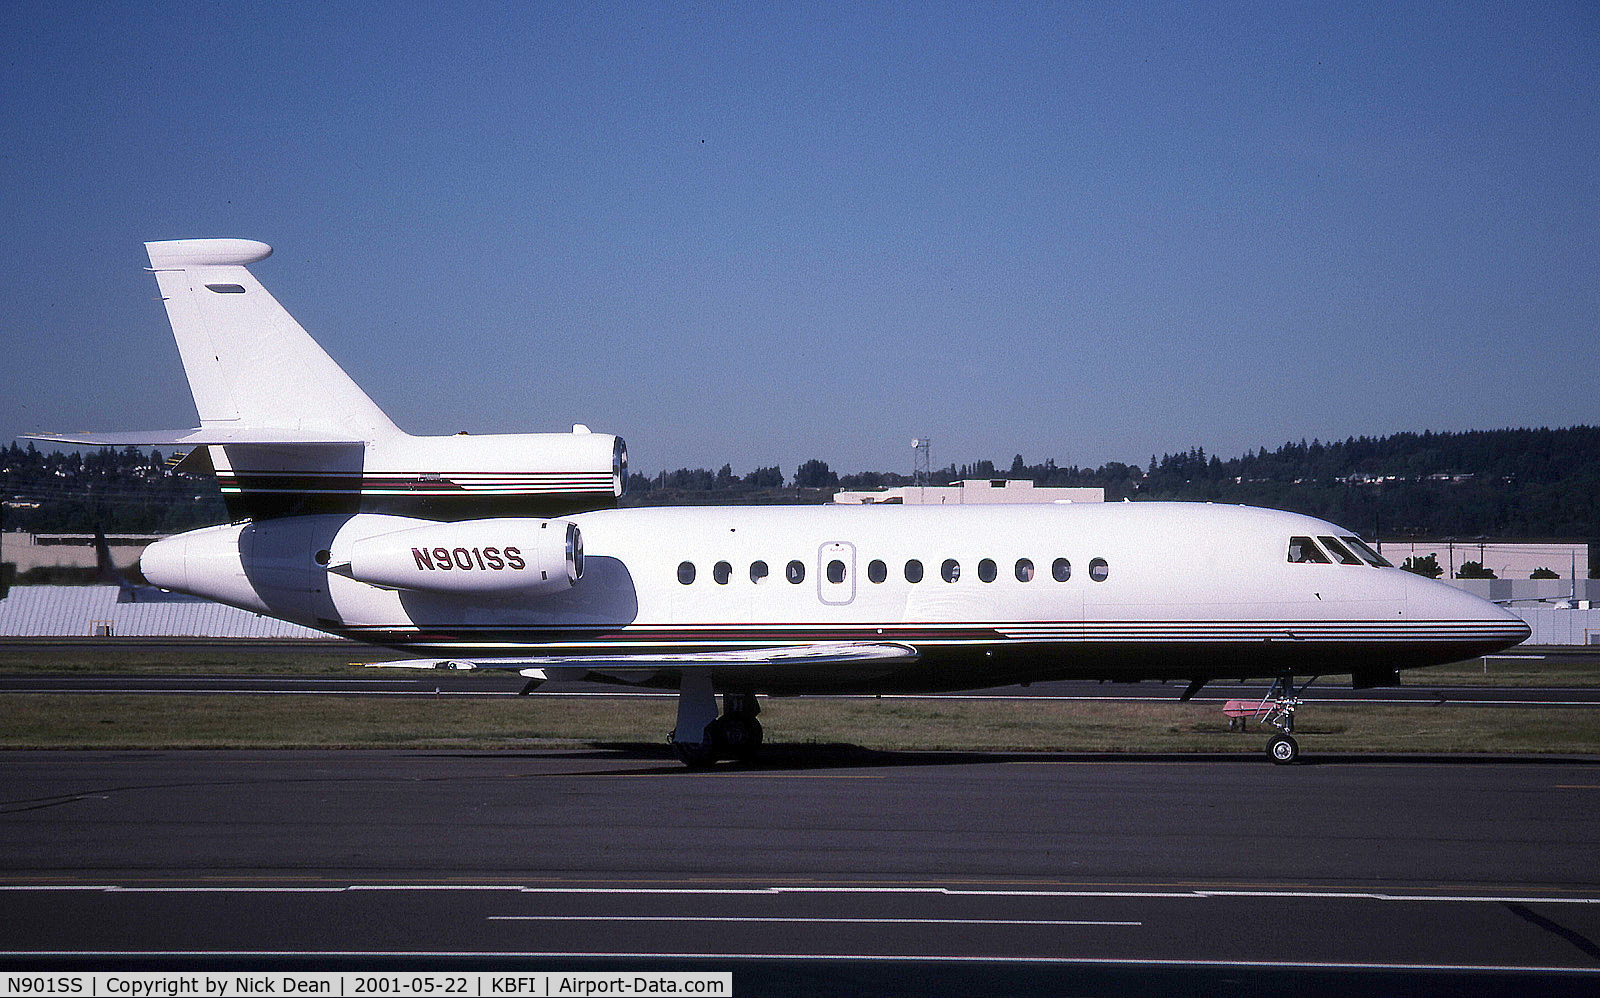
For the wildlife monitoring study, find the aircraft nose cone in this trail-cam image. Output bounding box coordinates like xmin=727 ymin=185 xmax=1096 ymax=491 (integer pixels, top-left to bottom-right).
xmin=139 ymin=534 xmax=188 ymax=592
xmin=1413 ymin=576 xmax=1532 ymax=653
xmin=1479 ymin=593 xmax=1532 ymax=648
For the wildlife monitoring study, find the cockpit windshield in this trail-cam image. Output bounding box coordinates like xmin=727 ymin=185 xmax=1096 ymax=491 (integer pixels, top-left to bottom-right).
xmin=1341 ymin=535 xmax=1393 ymax=568
xmin=1318 ymin=535 xmax=1363 ymax=565
xmin=1287 ymin=536 xmax=1331 ymax=564
xmin=1288 ymin=534 xmax=1394 ymax=567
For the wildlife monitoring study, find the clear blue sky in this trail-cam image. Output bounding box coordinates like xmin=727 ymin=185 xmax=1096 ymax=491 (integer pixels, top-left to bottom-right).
xmin=3 ymin=2 xmax=1596 ymax=478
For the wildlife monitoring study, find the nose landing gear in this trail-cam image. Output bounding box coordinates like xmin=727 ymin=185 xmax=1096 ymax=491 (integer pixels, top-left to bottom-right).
xmin=1257 ymin=674 xmax=1316 ymax=765
xmin=1267 ymin=732 xmax=1299 ymax=764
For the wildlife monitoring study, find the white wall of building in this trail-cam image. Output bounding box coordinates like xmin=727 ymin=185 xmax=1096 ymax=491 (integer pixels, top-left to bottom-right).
xmin=1377 ymin=540 xmax=1588 ymax=581
xmin=1 ymin=531 xmax=148 ymax=571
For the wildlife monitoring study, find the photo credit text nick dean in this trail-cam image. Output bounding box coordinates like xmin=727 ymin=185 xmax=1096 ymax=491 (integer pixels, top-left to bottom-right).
xmin=2 ymin=976 xmax=731 ymax=998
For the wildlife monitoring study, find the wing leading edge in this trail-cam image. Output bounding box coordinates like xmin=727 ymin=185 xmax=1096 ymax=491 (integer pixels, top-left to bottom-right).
xmin=362 ymin=641 xmax=921 ymax=675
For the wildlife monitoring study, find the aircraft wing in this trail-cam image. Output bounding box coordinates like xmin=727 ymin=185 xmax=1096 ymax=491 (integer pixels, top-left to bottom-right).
xmin=363 ymin=641 xmax=920 ymax=674
xmin=23 ymin=428 xmax=364 ymax=447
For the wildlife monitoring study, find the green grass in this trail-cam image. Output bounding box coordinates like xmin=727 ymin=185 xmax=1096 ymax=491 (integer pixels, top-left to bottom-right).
xmin=0 ymin=644 xmax=401 ymax=676
xmin=1412 ymin=651 xmax=1600 ymax=687
xmin=0 ymin=693 xmax=672 ymax=749
xmin=3 ymin=643 xmax=1598 ymax=755
xmin=4 ymin=693 xmax=1597 ymax=756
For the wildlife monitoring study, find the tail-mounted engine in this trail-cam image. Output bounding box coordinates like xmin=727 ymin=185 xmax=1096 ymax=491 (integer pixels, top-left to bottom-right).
xmin=337 ymin=517 xmax=583 ymax=596
xmin=140 ymin=513 xmax=587 ymax=617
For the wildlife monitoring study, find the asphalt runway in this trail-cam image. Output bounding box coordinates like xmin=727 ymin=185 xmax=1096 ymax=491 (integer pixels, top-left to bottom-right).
xmin=2 ymin=750 xmax=1598 ymax=995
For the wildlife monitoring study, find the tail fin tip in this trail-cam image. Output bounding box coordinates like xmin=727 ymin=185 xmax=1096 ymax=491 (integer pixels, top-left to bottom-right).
xmin=146 ymin=239 xmax=273 ymax=269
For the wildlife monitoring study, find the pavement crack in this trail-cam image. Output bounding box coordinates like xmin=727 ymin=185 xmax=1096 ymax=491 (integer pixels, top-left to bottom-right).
xmin=0 ymin=794 xmax=109 ymax=814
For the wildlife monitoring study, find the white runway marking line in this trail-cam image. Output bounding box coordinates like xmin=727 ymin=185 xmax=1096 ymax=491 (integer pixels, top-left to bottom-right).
xmin=508 ymin=885 xmax=1600 ymax=905
xmin=4 ymin=688 xmax=528 ymax=697
xmin=8 ymin=884 xmax=1598 ymax=904
xmin=487 ymin=915 xmax=1141 ymax=926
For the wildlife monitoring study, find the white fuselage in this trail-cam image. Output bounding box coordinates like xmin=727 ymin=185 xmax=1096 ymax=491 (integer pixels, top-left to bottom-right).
xmin=141 ymin=501 xmax=1529 ymax=692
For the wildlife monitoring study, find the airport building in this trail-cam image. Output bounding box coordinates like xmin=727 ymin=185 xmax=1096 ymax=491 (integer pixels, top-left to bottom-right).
xmin=1374 ymin=540 xmax=1589 ymax=585
xmin=0 ymin=584 xmax=324 ymax=638
xmin=1 ymin=531 xmax=150 ymax=572
xmin=832 ymin=479 xmax=1106 ymax=504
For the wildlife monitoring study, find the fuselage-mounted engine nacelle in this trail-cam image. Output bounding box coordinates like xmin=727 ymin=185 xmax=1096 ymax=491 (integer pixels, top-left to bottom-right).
xmin=335 ymin=517 xmax=583 ymax=596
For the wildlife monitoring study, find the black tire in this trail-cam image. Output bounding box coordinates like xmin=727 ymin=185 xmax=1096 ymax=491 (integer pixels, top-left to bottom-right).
xmin=671 ymin=737 xmax=718 ymax=769
xmin=724 ymin=717 xmax=764 ymax=764
xmin=1268 ymin=734 xmax=1299 ymax=765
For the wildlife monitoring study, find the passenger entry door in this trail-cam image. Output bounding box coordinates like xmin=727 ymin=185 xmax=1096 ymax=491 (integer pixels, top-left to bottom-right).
xmin=818 ymin=541 xmax=856 ymax=606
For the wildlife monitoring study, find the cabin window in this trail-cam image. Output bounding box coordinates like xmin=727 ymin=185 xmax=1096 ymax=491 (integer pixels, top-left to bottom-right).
xmin=1089 ymin=557 xmax=1109 ymax=582
xmin=1342 ymin=536 xmax=1392 ymax=568
xmin=1318 ymin=536 xmax=1362 ymax=566
xmin=1015 ymin=558 xmax=1035 ymax=582
xmin=1052 ymin=558 xmax=1071 ymax=582
xmin=941 ymin=559 xmax=961 ymax=583
xmin=713 ymin=561 xmax=732 ymax=584
xmin=750 ymin=560 xmax=769 ymax=583
xmin=1287 ymin=536 xmax=1331 ymax=564
xmin=827 ymin=559 xmax=846 ymax=584
xmin=978 ymin=558 xmax=997 ymax=583
xmin=677 ymin=561 xmax=696 ymax=584
xmin=786 ymin=560 xmax=805 ymax=584
xmin=867 ymin=559 xmax=887 ymax=584
xmin=905 ymin=559 xmax=924 ymax=583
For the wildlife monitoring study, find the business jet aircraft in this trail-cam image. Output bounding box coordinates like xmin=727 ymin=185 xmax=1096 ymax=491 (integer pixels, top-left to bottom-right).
xmin=31 ymin=239 xmax=1531 ymax=765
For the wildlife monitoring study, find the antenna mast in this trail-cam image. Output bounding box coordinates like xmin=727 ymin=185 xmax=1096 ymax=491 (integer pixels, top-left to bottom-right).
xmin=912 ymin=437 xmax=932 ymax=487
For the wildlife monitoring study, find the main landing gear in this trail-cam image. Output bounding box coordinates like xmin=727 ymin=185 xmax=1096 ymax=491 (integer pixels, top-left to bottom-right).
xmin=1257 ymin=673 xmax=1317 ymax=765
xmin=668 ymin=672 xmax=763 ymax=768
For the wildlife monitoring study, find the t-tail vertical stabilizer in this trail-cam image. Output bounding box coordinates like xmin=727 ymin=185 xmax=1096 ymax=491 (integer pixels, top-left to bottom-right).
xmin=144 ymin=239 xmax=401 ymax=443
xmin=28 ymin=239 xmax=626 ymax=521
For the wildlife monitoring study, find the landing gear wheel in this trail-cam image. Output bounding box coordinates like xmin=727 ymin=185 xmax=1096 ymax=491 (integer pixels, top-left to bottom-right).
xmin=718 ymin=716 xmax=764 ymax=764
xmin=671 ymin=738 xmax=719 ymax=769
xmin=713 ymin=692 xmax=764 ymax=765
xmin=1268 ymin=734 xmax=1299 ymax=765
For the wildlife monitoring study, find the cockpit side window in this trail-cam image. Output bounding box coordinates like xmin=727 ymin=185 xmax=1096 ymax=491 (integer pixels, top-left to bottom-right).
xmin=1287 ymin=536 xmax=1331 ymax=564
xmin=1317 ymin=535 xmax=1362 ymax=566
xmin=1341 ymin=536 xmax=1393 ymax=568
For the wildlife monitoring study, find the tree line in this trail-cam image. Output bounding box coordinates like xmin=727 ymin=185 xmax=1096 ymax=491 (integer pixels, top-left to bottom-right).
xmin=1 ymin=443 xmax=226 ymax=534
xmin=5 ymin=426 xmax=1599 ymax=539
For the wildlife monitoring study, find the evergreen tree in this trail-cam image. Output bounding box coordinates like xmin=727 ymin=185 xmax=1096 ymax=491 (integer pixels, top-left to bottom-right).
xmin=794 ymin=459 xmax=838 ymax=489
xmin=1400 ymin=554 xmax=1444 ymax=579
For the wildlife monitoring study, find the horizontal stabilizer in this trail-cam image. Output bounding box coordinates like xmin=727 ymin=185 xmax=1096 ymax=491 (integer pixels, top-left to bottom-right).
xmin=24 ymin=428 xmax=365 ymax=448
xmin=146 ymin=238 xmax=274 ymax=269
xmin=360 ymin=641 xmax=920 ymax=674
